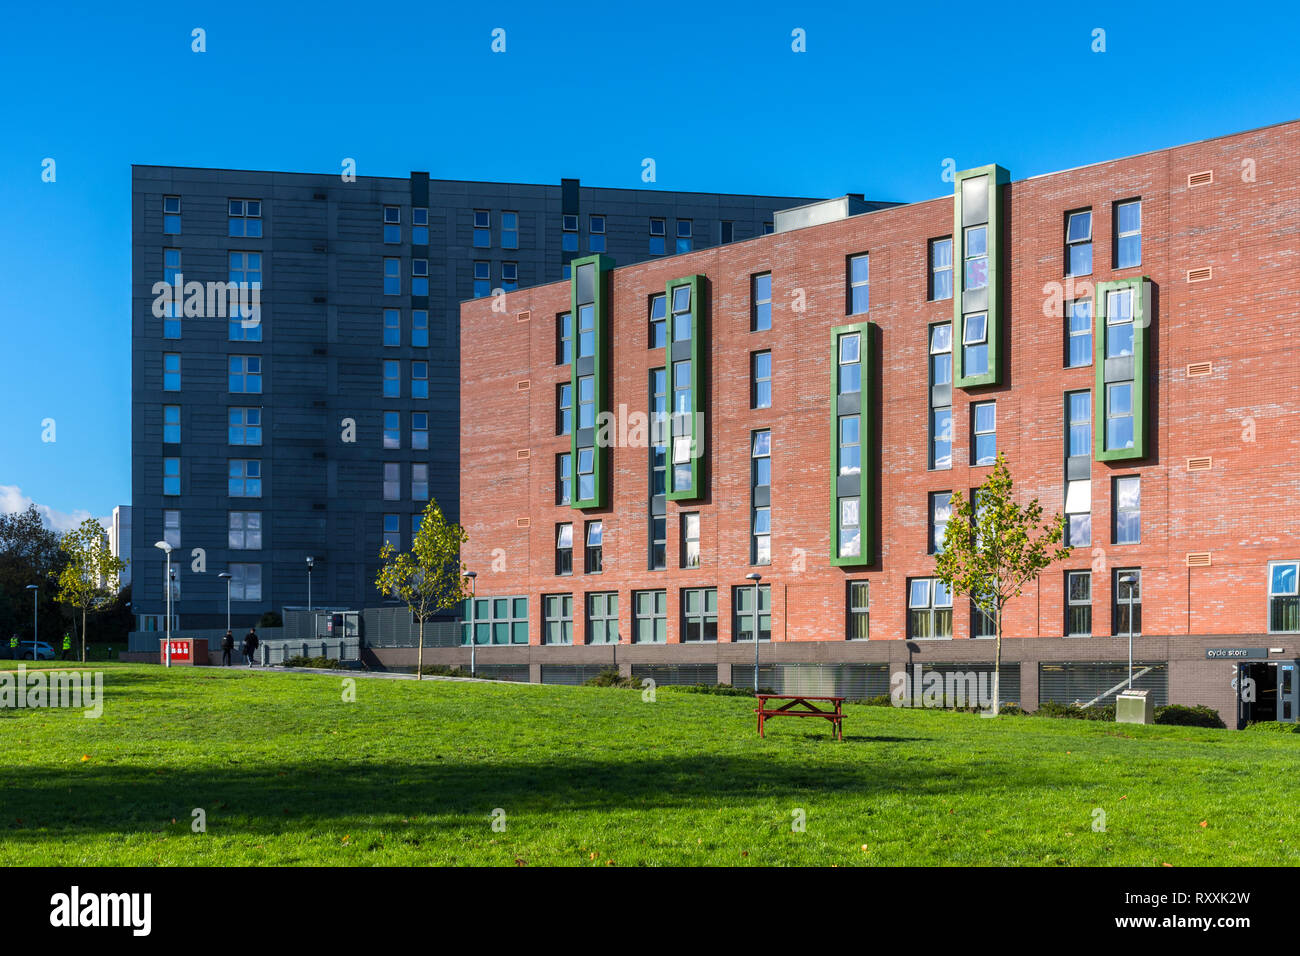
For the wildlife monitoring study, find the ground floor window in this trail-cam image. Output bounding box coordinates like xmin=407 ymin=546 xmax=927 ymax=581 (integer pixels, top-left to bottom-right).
xmin=1066 ymin=570 xmax=1091 ymax=636
xmin=908 ymin=578 xmax=952 ymax=639
xmin=462 ymin=595 xmax=529 ymax=645
xmin=543 ymin=593 xmax=572 ymax=645
xmin=1270 ymin=561 xmax=1299 ymax=633
xmin=847 ymin=581 xmax=869 ymax=640
xmin=732 ymin=584 xmax=771 ymax=642
xmin=1113 ymin=568 xmax=1141 ymax=636
xmin=972 ymin=600 xmax=995 ymax=638
xmin=585 ymin=591 xmax=619 ymax=644
xmin=634 ymin=590 xmax=666 ymax=643
xmin=681 ymin=587 xmax=717 ymax=642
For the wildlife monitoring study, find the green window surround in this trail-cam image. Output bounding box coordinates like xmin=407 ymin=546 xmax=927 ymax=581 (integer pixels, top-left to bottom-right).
xmin=665 ymin=274 xmax=708 ymax=502
xmin=830 ymin=322 xmax=875 ymax=566
xmin=569 ymin=254 xmax=614 ymax=509
xmin=952 ymin=164 xmax=1009 ymax=389
xmin=1093 ymin=276 xmax=1150 ymax=461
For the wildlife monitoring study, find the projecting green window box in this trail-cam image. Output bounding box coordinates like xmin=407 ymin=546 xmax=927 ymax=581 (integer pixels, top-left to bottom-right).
xmin=665 ymin=274 xmax=708 ymax=503
xmin=830 ymin=322 xmax=875 ymax=566
xmin=952 ymin=164 xmax=1009 ymax=389
xmin=1094 ymin=276 xmax=1151 ymax=462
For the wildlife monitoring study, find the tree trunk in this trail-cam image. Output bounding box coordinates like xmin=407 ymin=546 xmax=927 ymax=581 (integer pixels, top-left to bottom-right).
xmin=81 ymin=607 xmax=87 ymax=663
xmin=416 ymin=615 xmax=424 ymax=681
xmin=992 ymin=603 xmax=1002 ymax=717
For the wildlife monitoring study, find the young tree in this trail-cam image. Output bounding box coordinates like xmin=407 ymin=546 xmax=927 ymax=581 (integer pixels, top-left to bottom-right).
xmin=55 ymin=517 xmax=128 ymax=662
xmin=375 ymin=499 xmax=470 ymax=680
xmin=934 ymin=453 xmax=1071 ymax=715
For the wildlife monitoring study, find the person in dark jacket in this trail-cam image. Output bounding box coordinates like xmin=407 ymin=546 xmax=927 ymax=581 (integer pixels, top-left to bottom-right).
xmin=221 ymin=630 xmax=234 ymax=666
xmin=243 ymin=628 xmax=259 ymax=667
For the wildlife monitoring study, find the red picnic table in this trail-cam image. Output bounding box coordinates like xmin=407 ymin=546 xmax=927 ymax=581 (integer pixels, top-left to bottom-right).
xmin=755 ymin=694 xmax=845 ymax=741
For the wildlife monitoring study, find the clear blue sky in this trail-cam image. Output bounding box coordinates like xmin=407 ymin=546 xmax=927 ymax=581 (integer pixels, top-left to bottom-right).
xmin=2 ymin=0 xmax=1296 ymax=528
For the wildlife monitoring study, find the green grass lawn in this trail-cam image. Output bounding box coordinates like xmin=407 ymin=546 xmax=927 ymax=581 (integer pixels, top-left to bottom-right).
xmin=1 ymin=664 xmax=1296 ymax=866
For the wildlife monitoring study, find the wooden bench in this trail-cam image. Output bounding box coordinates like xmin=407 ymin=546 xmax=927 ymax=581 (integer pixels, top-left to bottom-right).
xmin=755 ymin=694 xmax=845 ymax=741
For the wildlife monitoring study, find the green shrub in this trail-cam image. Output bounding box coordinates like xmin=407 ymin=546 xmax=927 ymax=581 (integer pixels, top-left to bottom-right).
xmin=258 ymin=611 xmax=283 ymax=628
xmin=415 ymin=663 xmax=488 ymax=678
xmin=1244 ymin=720 xmax=1300 ymax=733
xmin=858 ymin=694 xmax=894 ymax=707
xmin=1154 ymin=704 xmax=1225 ymax=728
xmin=1035 ymin=700 xmax=1115 ymax=721
xmin=673 ymin=683 xmax=771 ymax=697
xmin=584 ymin=668 xmax=641 ymax=689
xmin=282 ymin=655 xmax=339 ymax=669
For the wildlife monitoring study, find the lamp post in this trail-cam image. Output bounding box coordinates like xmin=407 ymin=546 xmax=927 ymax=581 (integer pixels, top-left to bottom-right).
xmin=306 ymin=556 xmax=314 ymax=613
xmin=154 ymin=540 xmax=173 ymax=667
xmin=218 ymin=572 xmax=232 ymax=633
xmin=465 ymin=571 xmax=478 ymax=678
xmin=24 ymin=585 xmax=38 ymax=658
xmin=1120 ymin=573 xmax=1138 ymax=689
xmin=746 ymin=572 xmax=763 ymax=692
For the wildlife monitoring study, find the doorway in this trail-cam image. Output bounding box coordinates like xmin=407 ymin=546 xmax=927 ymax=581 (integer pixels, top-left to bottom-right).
xmin=1237 ymin=661 xmax=1298 ymax=726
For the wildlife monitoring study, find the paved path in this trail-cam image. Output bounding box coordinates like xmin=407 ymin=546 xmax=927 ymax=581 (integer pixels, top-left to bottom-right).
xmin=198 ymin=664 xmax=504 ymax=683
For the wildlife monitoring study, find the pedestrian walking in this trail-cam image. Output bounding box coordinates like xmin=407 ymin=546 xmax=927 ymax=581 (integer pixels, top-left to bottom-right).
xmin=61 ymin=632 xmax=73 ymax=660
xmin=8 ymin=634 xmax=18 ymax=660
xmin=243 ymin=627 xmax=259 ymax=667
xmin=221 ymin=629 xmax=234 ymax=667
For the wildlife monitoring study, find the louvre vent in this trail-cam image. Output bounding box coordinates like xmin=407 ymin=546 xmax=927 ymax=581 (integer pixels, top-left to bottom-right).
xmin=517 ymin=310 xmax=531 ymax=323
xmin=313 ymin=192 xmax=327 ymax=200
xmin=516 ymin=380 xmax=531 ymax=392
xmin=516 ymin=448 xmax=531 ymax=460
xmin=1186 ymin=552 xmax=1213 ymax=568
xmin=516 ymin=517 xmax=531 ymax=528
xmin=1186 ymin=361 xmax=1212 ymax=377
xmin=1187 ymin=456 xmax=1213 ymax=472
xmin=1187 ymin=267 xmax=1213 ymax=283
xmin=1188 ymin=171 xmax=1213 ymax=187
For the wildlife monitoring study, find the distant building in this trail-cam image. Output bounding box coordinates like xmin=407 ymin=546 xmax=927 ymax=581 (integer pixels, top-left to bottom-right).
xmin=108 ymin=505 xmax=131 ymax=590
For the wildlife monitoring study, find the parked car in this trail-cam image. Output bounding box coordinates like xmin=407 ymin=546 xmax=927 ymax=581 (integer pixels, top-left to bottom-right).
xmin=13 ymin=641 xmax=55 ymax=661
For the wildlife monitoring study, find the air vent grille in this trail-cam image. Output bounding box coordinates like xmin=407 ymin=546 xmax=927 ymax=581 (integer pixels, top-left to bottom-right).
xmin=1187 ymin=267 xmax=1212 ymax=283
xmin=1186 ymin=552 xmax=1212 ymax=568
xmin=517 ymin=310 xmax=531 ymax=323
xmin=1187 ymin=456 xmax=1213 ymax=472
xmin=516 ymin=448 xmax=531 ymax=460
xmin=1188 ymin=171 xmax=1213 ymax=187
xmin=516 ymin=517 xmax=531 ymax=528
xmin=516 ymin=380 xmax=531 ymax=392
xmin=1186 ymin=361 xmax=1212 ymax=377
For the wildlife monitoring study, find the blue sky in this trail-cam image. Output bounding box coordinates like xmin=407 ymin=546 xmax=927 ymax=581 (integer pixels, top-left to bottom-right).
xmin=1 ymin=0 xmax=1296 ymax=529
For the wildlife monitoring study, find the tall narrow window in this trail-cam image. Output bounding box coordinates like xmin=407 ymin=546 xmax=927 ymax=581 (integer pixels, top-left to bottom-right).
xmin=411 ymin=361 xmax=428 ymax=399
xmin=963 ymin=225 xmax=988 ymax=290
xmin=1065 ymin=479 xmax=1091 ymax=547
xmin=562 ymin=215 xmax=579 ymax=252
xmin=1066 ymin=571 xmax=1091 ymax=636
xmin=163 ymin=196 xmax=181 ymax=235
xmin=1269 ymin=562 xmax=1300 ymax=633
xmin=929 ymin=324 xmax=953 ymax=470
xmin=382 ymin=515 xmax=400 ymax=552
xmin=681 ymin=512 xmax=700 ymax=569
xmin=634 ymin=590 xmax=667 ymax=643
xmin=971 ymin=401 xmax=996 ymax=466
xmin=383 ymin=411 xmax=400 ymax=449
xmin=721 ymin=221 xmax=734 ymax=244
xmin=962 ymin=311 xmax=989 ymax=377
xmin=848 ymin=254 xmax=870 ymax=315
xmin=383 ymin=205 xmax=401 ymax=243
xmin=383 ymin=257 xmax=401 ymax=295
xmin=557 ymin=453 xmax=572 ymax=506
xmin=972 ymin=600 xmax=996 ymax=638
xmin=412 ymin=208 xmax=428 ymax=245
xmin=1115 ymin=200 xmax=1141 ymax=269
xmin=649 ymin=367 xmax=667 ymax=568
xmin=544 ymin=594 xmax=574 ymax=644
xmin=649 ymin=217 xmax=666 ymax=255
xmin=501 ymin=262 xmax=517 ymax=291
xmin=1106 ymin=383 xmax=1134 ymax=451
xmin=473 ymin=210 xmax=491 ymax=247
xmin=163 ymin=458 xmax=180 ymax=496
xmin=585 ymin=592 xmax=618 ymax=644
xmin=577 ymin=447 xmax=594 ymax=501
xmin=649 ymin=295 xmax=666 ymax=349
xmin=382 ymin=360 xmax=399 ymax=398
xmin=1113 ymin=569 xmax=1141 ymax=636
xmin=555 ymin=524 xmax=573 ymax=576
xmin=1066 ymin=299 xmax=1092 ymax=368
xmin=1105 ymin=288 xmax=1135 ymax=358
xmin=752 ymin=272 xmax=772 ymax=331
xmin=838 ymin=496 xmax=861 ymax=559
xmin=384 ymin=308 xmax=401 ymax=347
xmin=163 ymin=249 xmax=182 ymax=338
xmin=1114 ymin=476 xmax=1140 ymax=544
xmin=412 ymin=310 xmax=429 ymax=347
xmin=908 ymin=578 xmax=952 ymax=639
xmin=228 ymin=252 xmax=262 ymax=342
xmin=751 ymin=430 xmax=772 ymax=565
xmin=587 ymin=214 xmax=604 ymax=253
xmin=838 ymin=416 xmax=861 ymax=477
xmin=412 ymin=463 xmax=428 ymax=501
xmin=502 ymin=211 xmax=519 ymax=250
xmin=676 ymin=219 xmax=692 ymax=253
xmin=585 ymin=521 xmax=603 ymax=574
xmin=847 ymin=581 xmax=870 ymax=640
xmin=1066 ymin=209 xmax=1092 ymax=277
xmin=472 ymin=261 xmax=490 ymax=298
xmin=557 ymin=383 xmax=572 ymax=436
xmin=411 ymin=412 xmax=429 ymax=450
xmin=163 ymin=405 xmax=181 ymax=444
xmin=838 ymin=332 xmax=861 ymax=393
xmin=929 ymin=492 xmax=952 ymax=554
xmin=557 ymin=311 xmax=572 ymax=365
xmin=411 ymin=258 xmax=429 ymax=296
xmin=1067 ymin=391 xmax=1091 ymax=460
xmin=929 ymin=237 xmax=953 ymax=301
xmin=383 ymin=462 xmax=400 ymax=500
xmin=670 ymin=284 xmax=691 ymax=343
xmin=577 ymin=302 xmax=595 ymax=358
xmin=751 ymin=351 xmax=772 ymax=409
xmin=578 ymin=375 xmax=595 ymax=430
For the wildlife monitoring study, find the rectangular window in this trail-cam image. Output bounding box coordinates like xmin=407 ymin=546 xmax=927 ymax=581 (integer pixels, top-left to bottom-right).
xmin=557 ymin=311 xmax=572 ymax=365
xmin=228 ymin=355 xmax=262 ymax=394
xmin=964 ymin=225 xmax=988 ymax=291
xmin=848 ymin=253 xmax=870 ymax=315
xmin=838 ymin=415 xmax=861 ymax=478
xmin=163 ymin=351 xmax=182 ymax=391
xmin=929 ymin=324 xmax=952 ymax=470
xmin=228 ymin=407 xmax=262 ymax=446
xmin=676 ymin=219 xmax=692 ymax=253
xmin=473 ymin=261 xmax=490 ymax=298
xmin=473 ymin=210 xmax=491 ymax=248
xmin=908 ymin=578 xmax=953 ymax=639
xmin=1115 ymin=200 xmax=1141 ymax=269
xmin=412 ymin=207 xmax=428 ymax=245
xmin=1114 ymin=476 xmax=1141 ymax=544
xmin=578 ymin=374 xmax=595 ymax=430
xmin=972 ymin=601 xmax=996 ymax=639
xmin=1113 ymin=569 xmax=1141 ymax=636
xmin=929 ymin=237 xmax=953 ymax=301
xmin=383 ymin=410 xmax=400 ymax=449
xmin=681 ymin=587 xmax=718 ymax=642
xmin=649 ymin=368 xmax=667 ymax=569
xmin=972 ymin=401 xmax=996 ymax=466
xmin=1269 ymin=562 xmax=1300 ymax=633
xmin=752 ymin=273 xmax=772 ymax=331
xmin=502 ymin=211 xmax=519 ymax=250
xmin=1066 ymin=209 xmax=1093 ymax=277
xmin=1067 ymin=299 xmax=1092 ymax=368
xmin=733 ymin=584 xmax=772 ymax=642
xmin=1105 ymin=288 xmax=1135 ymax=359
xmin=929 ymin=491 xmax=952 ymax=554
xmin=412 ymin=309 xmax=429 ymax=347
xmin=649 ymin=217 xmax=666 ymax=255
xmin=962 ymin=311 xmax=989 ymax=377
xmin=577 ymin=447 xmax=594 ymax=502
xmin=384 ymin=308 xmax=401 ymax=347
xmin=229 ymin=563 xmax=262 ymax=602
xmin=162 ymin=249 xmax=182 ymax=338
xmin=838 ymin=495 xmax=861 ymax=559
xmin=382 ymin=514 xmax=400 ymax=552
xmin=649 ymin=295 xmax=666 ymax=349
xmin=721 ymin=221 xmax=734 ymax=244
xmin=847 ymin=581 xmax=870 ymax=640
xmin=751 ymin=351 xmax=772 ymax=409
xmin=411 ymin=361 xmax=428 ymax=400
xmin=228 ymin=199 xmax=262 ymax=238
xmin=585 ymin=521 xmax=603 ymax=574
xmin=752 ymin=430 xmax=771 ymax=566
xmin=587 ymin=214 xmax=604 ymax=253
xmin=670 ymin=284 xmax=692 ymax=343
xmin=383 ymin=257 xmax=401 ymax=295
xmin=383 ymin=462 xmax=400 ymax=500
xmin=556 ymin=523 xmax=573 ymax=576
xmin=163 ymin=195 xmax=181 ymax=235
xmin=554 ymin=452 xmax=573 ymax=507
xmin=228 ymin=511 xmax=262 ymax=550
xmin=412 ymin=463 xmax=428 ymax=501
xmin=412 ymin=258 xmax=429 ymax=296
xmin=383 ymin=359 xmax=400 ymax=398
xmin=577 ymin=302 xmax=595 ymax=358
xmin=585 ymin=592 xmax=619 ymax=644
xmin=562 ymin=214 xmax=579 ymax=252
xmin=1066 ymin=571 xmax=1091 ymax=636
xmin=383 ymin=205 xmax=401 ymax=243
xmin=634 ymin=590 xmax=667 ymax=644
xmin=679 ymin=512 xmax=701 ymax=569
xmin=462 ymin=595 xmax=529 ymax=647
xmin=163 ymin=405 xmax=181 ymax=444
xmin=838 ymin=332 xmax=861 ymax=394
xmin=544 ymin=594 xmax=574 ymax=645
xmin=1067 ymin=390 xmax=1092 ymax=459
xmin=163 ymin=509 xmax=181 ymax=549
xmin=1106 ymin=382 xmax=1134 ymax=451
xmin=163 ymin=457 xmax=180 ymax=496
xmin=411 ymin=412 xmax=429 ymax=450
xmin=1066 ymin=478 xmax=1091 ymax=547
xmin=228 ymin=459 xmax=262 ymax=498
xmin=557 ymin=382 xmax=572 ymax=435
xmin=930 ymin=323 xmax=952 ymax=387
xmin=501 ymin=262 xmax=517 ymax=291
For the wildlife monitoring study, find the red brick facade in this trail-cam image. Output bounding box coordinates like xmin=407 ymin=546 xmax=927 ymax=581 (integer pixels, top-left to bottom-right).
xmin=454 ymin=120 xmax=1300 ymax=715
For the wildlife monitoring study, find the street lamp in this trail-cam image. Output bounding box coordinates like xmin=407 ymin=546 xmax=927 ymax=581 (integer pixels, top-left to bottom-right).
xmin=746 ymin=572 xmax=763 ymax=693
xmin=154 ymin=540 xmax=173 ymax=668
xmin=306 ymin=556 xmax=314 ymax=613
xmin=465 ymin=571 xmax=478 ymax=678
xmin=24 ymin=585 xmax=38 ymax=659
xmin=1119 ymin=573 xmax=1138 ymax=689
xmin=218 ymin=572 xmax=232 ymax=633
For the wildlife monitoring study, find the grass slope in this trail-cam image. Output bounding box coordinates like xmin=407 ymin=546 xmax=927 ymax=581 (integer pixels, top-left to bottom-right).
xmin=0 ymin=665 xmax=1295 ymax=866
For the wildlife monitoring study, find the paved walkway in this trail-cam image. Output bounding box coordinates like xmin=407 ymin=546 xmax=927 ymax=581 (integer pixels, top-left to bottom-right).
xmin=199 ymin=664 xmax=503 ymax=683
